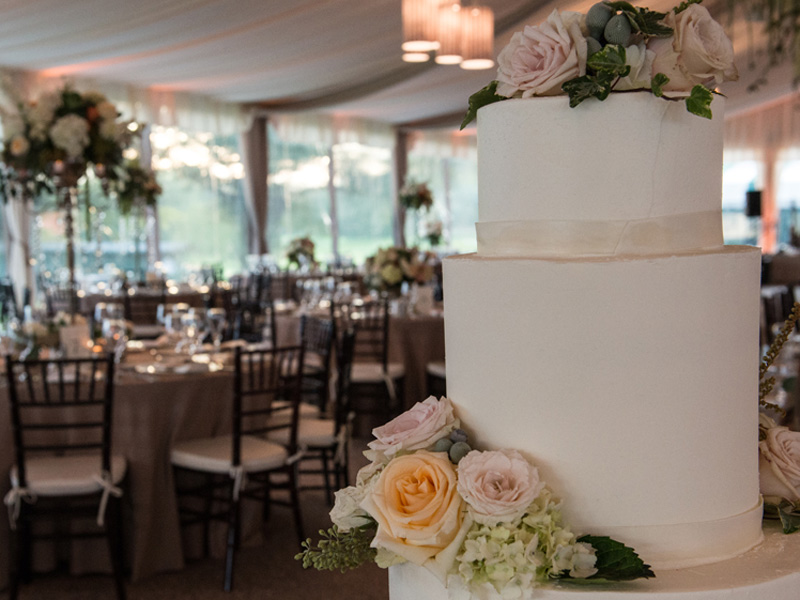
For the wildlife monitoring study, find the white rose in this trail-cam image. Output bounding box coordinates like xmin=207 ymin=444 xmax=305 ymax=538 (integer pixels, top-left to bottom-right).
xmin=457 ymin=449 xmax=545 ymax=526
xmin=614 ymin=43 xmax=656 ymax=91
xmin=759 ymin=425 xmax=800 ymax=502
xmin=365 ymin=396 xmax=458 ymax=463
xmin=329 ymin=485 xmax=373 ymax=532
xmin=496 ymin=10 xmax=587 ymax=98
xmin=648 ymin=4 xmax=737 ymax=92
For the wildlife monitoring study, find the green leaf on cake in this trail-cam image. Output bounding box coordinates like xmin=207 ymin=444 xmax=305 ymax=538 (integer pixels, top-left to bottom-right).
xmin=563 ymin=46 xmax=630 ymax=108
xmin=685 ymin=85 xmax=714 ymax=119
xmin=651 ymin=73 xmax=670 ymax=97
xmin=767 ymin=500 xmax=800 ymax=534
xmin=460 ymin=81 xmax=505 ymax=130
xmin=674 ymin=0 xmax=704 ymax=14
xmin=586 ymin=44 xmax=630 ymax=76
xmin=604 ymin=1 xmax=672 ymax=37
xmin=575 ymin=535 xmax=656 ymax=581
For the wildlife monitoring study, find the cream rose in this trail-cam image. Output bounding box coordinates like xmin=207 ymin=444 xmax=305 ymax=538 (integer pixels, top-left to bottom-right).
xmin=614 ymin=43 xmax=656 ymax=91
xmin=366 ymin=396 xmax=457 ymax=463
xmin=330 ymin=484 xmax=374 ymax=532
xmin=360 ymin=451 xmax=465 ymax=566
xmin=759 ymin=425 xmax=800 ymax=502
xmin=496 ymin=9 xmax=587 ymax=98
xmin=457 ymin=449 xmax=545 ymax=525
xmin=648 ymin=4 xmax=737 ymax=92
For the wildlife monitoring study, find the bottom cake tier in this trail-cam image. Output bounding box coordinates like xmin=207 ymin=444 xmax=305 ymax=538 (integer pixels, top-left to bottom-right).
xmin=442 ymin=245 xmax=763 ymax=569
xmin=388 ymin=521 xmax=800 ymax=600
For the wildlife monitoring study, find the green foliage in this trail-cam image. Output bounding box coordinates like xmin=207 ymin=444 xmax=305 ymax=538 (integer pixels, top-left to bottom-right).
xmin=604 ymin=1 xmax=672 ymax=37
xmin=685 ymin=85 xmax=714 ymax=119
xmin=563 ymin=45 xmax=630 ymax=107
xmin=764 ymin=500 xmax=800 ymax=534
xmin=295 ymin=524 xmax=377 ymax=572
xmin=651 ymin=73 xmax=670 ymax=97
xmin=575 ymin=535 xmax=655 ymax=581
xmin=759 ymin=302 xmax=800 ymax=414
xmin=673 ymin=0 xmax=703 ymax=14
xmin=460 ymin=81 xmax=505 ymax=130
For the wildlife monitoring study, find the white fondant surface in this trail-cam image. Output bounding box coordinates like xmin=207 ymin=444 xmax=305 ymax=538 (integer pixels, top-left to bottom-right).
xmin=388 ymin=521 xmax=800 ymax=600
xmin=476 ymin=94 xmax=724 ymax=256
xmin=443 ymin=247 xmax=762 ymax=569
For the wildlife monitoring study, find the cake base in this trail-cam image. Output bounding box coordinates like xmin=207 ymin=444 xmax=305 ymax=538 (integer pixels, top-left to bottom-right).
xmin=388 ymin=521 xmax=800 ymax=599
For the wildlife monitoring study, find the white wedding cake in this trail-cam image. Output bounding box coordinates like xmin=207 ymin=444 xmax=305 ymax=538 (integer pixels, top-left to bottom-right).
xmin=388 ymin=93 xmax=800 ymax=598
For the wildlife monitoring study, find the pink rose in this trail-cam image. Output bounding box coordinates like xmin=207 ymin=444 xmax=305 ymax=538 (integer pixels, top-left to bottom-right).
xmin=495 ymin=10 xmax=587 ymax=98
xmin=648 ymin=4 xmax=738 ymax=92
xmin=456 ymin=449 xmax=545 ymax=525
xmin=759 ymin=425 xmax=800 ymax=502
xmin=366 ymin=396 xmax=457 ymax=462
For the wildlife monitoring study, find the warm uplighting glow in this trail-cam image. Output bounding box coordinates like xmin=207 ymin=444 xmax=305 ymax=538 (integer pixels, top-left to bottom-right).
xmin=435 ymin=3 xmax=463 ymax=65
xmin=460 ymin=5 xmax=494 ymax=70
xmin=402 ymin=0 xmax=441 ymax=52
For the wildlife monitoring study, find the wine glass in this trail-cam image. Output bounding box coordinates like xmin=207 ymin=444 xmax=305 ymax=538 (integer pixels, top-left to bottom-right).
xmin=102 ymin=318 xmax=128 ymax=363
xmin=206 ymin=308 xmax=227 ymax=351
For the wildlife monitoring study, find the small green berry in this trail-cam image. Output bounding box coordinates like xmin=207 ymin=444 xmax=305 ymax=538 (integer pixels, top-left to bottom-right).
xmin=604 ymin=13 xmax=632 ymax=46
xmin=586 ymin=36 xmax=603 ymax=56
xmin=586 ymin=3 xmax=613 ymax=39
xmin=434 ymin=438 xmax=454 ymax=453
xmin=449 ymin=428 xmax=468 ymax=443
xmin=449 ymin=441 xmax=471 ymax=463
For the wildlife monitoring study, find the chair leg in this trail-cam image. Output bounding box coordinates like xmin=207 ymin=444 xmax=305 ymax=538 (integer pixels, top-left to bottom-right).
xmin=203 ymin=473 xmax=214 ymax=558
xmin=8 ymin=519 xmax=21 ymax=600
xmin=223 ymin=483 xmax=240 ymax=592
xmin=106 ymin=496 xmax=127 ymax=600
xmin=287 ymin=465 xmax=305 ymax=544
xmin=320 ymin=449 xmax=334 ymax=506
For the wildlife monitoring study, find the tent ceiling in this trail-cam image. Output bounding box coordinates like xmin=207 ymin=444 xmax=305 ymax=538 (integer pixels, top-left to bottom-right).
xmin=0 ymin=0 xmax=794 ymax=127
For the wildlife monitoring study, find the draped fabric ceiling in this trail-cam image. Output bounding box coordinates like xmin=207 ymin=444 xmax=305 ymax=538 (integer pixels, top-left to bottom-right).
xmin=0 ymin=0 xmax=795 ymax=129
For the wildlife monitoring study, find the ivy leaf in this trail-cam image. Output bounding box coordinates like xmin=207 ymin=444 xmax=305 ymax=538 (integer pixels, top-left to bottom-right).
xmin=605 ymin=1 xmax=672 ymax=37
xmin=674 ymin=0 xmax=703 ymax=14
xmin=685 ymin=84 xmax=713 ymax=119
xmin=586 ymin=44 xmax=629 ymax=77
xmin=767 ymin=500 xmax=800 ymax=534
xmin=460 ymin=81 xmax=505 ymax=130
xmin=576 ymin=535 xmax=655 ymax=581
xmin=651 ymin=73 xmax=670 ymax=97
xmin=562 ymin=76 xmax=604 ymax=107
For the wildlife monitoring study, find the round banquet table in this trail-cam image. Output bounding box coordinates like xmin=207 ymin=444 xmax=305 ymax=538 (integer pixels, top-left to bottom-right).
xmin=0 ymin=352 xmax=270 ymax=589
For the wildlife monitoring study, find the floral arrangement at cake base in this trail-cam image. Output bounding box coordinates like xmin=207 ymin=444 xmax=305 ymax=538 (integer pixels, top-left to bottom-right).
xmin=461 ymin=0 xmax=739 ymax=129
xmin=286 ymin=236 xmax=316 ymax=270
xmin=364 ymin=246 xmax=435 ymax=296
xmin=758 ymin=302 xmax=800 ymax=534
xmin=297 ymin=397 xmax=654 ymax=598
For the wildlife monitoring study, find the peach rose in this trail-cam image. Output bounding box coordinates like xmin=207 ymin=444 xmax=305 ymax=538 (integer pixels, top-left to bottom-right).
xmin=759 ymin=425 xmax=800 ymax=503
xmin=457 ymin=449 xmax=545 ymax=525
xmin=360 ymin=451 xmax=465 ymax=566
xmin=496 ymin=9 xmax=587 ymax=98
xmin=648 ymin=4 xmax=737 ymax=92
xmin=366 ymin=396 xmax=457 ymax=462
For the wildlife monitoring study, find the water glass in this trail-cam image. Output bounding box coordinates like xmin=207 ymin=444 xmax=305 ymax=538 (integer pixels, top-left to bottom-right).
xmin=102 ymin=318 xmax=128 ymax=363
xmin=207 ymin=308 xmax=227 ymax=350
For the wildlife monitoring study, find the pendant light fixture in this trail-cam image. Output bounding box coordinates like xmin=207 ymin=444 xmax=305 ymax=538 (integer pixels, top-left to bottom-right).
xmin=435 ymin=2 xmax=463 ymax=65
xmin=460 ymin=4 xmax=494 ymax=70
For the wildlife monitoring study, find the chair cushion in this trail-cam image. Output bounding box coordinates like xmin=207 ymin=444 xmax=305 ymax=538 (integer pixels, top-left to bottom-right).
xmin=170 ymin=434 xmax=288 ymax=474
xmin=351 ymin=362 xmax=405 ymax=383
xmin=10 ymin=453 xmax=127 ymax=497
xmin=426 ymin=360 xmax=446 ymax=379
xmin=269 ymin=418 xmax=336 ymax=448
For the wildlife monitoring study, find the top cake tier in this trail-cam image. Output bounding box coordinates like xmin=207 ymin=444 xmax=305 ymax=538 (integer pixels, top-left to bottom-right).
xmin=476 ymin=92 xmax=724 ymax=258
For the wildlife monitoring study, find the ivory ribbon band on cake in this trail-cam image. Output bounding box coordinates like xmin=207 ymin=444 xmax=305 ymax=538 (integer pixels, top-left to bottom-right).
xmin=476 ymin=211 xmax=723 ymax=257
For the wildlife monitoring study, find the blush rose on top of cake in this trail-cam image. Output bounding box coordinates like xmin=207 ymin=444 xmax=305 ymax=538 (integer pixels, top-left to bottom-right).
xmin=297 ymin=396 xmax=654 ymax=598
xmin=461 ymin=0 xmax=738 ymax=129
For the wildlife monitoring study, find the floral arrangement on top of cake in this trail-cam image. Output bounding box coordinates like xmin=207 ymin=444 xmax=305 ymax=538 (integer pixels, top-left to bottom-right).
xmin=297 ymin=397 xmax=653 ymax=598
xmin=461 ymin=0 xmax=738 ymax=128
xmin=758 ymin=302 xmax=800 ymax=534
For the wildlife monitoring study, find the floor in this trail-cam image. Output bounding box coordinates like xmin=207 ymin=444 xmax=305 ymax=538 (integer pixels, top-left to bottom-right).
xmin=2 ymin=436 xmax=390 ymax=600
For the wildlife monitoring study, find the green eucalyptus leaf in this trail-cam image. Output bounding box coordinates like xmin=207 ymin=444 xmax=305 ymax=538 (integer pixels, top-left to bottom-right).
xmin=576 ymin=535 xmax=655 ymax=581
xmin=460 ymin=81 xmax=505 ymax=130
xmin=651 ymin=73 xmax=670 ymax=97
xmin=685 ymin=85 xmax=714 ymax=119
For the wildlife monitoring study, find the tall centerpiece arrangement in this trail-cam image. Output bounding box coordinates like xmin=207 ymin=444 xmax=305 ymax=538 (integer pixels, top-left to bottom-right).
xmin=286 ymin=236 xmax=316 ymax=271
xmin=399 ymin=180 xmax=433 ymax=246
xmin=0 ymin=83 xmax=135 ymax=313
